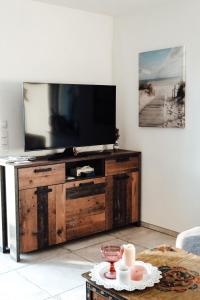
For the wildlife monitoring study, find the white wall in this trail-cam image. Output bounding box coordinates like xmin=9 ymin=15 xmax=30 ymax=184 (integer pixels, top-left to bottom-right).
xmin=113 ymin=0 xmax=200 ymax=232
xmin=0 ymin=0 xmax=113 ymax=154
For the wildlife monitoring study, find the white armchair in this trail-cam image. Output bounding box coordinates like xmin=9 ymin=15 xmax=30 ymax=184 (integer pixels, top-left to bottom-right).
xmin=176 ymin=227 xmax=200 ymax=255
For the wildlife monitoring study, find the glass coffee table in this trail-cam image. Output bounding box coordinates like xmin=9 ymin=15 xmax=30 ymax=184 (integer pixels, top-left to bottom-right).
xmin=82 ymin=245 xmax=200 ymax=300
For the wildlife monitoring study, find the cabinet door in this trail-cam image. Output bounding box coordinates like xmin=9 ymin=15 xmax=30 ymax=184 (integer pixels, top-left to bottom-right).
xmin=112 ymin=173 xmax=131 ymax=228
xmin=65 ymin=178 xmax=106 ymax=240
xmin=19 ymin=184 xmax=66 ymax=253
xmin=19 ymin=188 xmax=38 ymax=253
xmin=105 ymin=171 xmax=139 ymax=230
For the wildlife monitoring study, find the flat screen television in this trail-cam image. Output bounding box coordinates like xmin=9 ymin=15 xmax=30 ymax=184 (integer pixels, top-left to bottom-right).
xmin=23 ymin=82 xmax=116 ymax=151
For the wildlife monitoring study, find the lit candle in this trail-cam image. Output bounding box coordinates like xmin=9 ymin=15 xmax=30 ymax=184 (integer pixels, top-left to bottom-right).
xmin=122 ymin=244 xmax=136 ymax=267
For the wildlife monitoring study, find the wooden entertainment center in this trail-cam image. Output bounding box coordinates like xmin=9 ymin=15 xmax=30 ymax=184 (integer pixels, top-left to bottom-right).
xmin=0 ymin=149 xmax=141 ymax=261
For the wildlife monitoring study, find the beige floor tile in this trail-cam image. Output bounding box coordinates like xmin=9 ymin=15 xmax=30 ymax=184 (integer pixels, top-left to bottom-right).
xmin=109 ymin=226 xmax=176 ymax=249
xmin=0 ymin=247 xmax=69 ymax=274
xmin=110 ymin=226 xmax=152 ymax=239
xmin=126 ymin=230 xmax=176 ymax=249
xmin=0 ymin=271 xmax=50 ymax=300
xmin=63 ymin=232 xmax=113 ymax=251
xmin=54 ymin=285 xmax=85 ymax=300
xmin=73 ymin=238 xmax=144 ymax=263
xmin=20 ymin=247 xmax=70 ymax=264
xmin=18 ymin=252 xmax=93 ymax=296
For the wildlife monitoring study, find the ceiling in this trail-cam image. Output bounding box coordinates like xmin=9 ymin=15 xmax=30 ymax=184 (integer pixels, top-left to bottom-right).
xmin=36 ymin=0 xmax=170 ymax=16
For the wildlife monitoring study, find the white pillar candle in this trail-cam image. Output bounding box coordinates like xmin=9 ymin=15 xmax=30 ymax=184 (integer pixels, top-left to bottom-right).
xmin=122 ymin=244 xmax=136 ymax=267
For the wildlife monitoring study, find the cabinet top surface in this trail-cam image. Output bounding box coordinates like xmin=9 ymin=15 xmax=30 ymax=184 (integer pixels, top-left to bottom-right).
xmin=0 ymin=149 xmax=141 ymax=169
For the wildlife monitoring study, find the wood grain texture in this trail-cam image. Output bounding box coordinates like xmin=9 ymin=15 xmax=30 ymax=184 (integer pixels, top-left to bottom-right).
xmin=105 ymin=176 xmax=113 ymax=230
xmin=112 ymin=174 xmax=129 ymax=228
xmin=66 ymin=178 xmax=106 ymax=240
xmin=18 ymin=163 xmax=65 ymax=190
xmin=66 ymin=212 xmax=105 ymax=240
xmin=131 ymin=172 xmax=139 ymax=223
xmin=48 ymin=186 xmax=56 ymax=245
xmin=37 ymin=187 xmax=49 ymax=249
xmin=55 ymin=184 xmax=66 ymax=244
xmin=19 ymin=184 xmax=66 ymax=252
xmin=105 ymin=157 xmax=139 ymax=176
xmin=66 ymin=194 xmax=105 ymax=218
xmin=19 ymin=188 xmax=38 ymax=253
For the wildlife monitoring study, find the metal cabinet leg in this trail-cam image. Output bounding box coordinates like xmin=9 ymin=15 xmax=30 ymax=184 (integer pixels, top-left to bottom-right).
xmin=0 ymin=166 xmax=9 ymax=253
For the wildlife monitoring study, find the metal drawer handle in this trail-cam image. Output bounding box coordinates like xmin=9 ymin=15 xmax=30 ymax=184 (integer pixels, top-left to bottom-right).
xmin=115 ymin=174 xmax=129 ymax=180
xmin=79 ymin=181 xmax=95 ymax=187
xmin=34 ymin=167 xmax=52 ymax=173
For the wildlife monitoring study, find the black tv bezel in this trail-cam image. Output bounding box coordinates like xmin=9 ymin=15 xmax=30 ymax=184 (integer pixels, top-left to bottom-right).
xmin=23 ymin=82 xmax=116 ymax=152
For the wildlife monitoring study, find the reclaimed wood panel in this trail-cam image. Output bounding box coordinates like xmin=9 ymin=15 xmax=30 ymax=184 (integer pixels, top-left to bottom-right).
xmin=55 ymin=184 xmax=66 ymax=244
xmin=36 ymin=187 xmax=51 ymax=249
xmin=18 ymin=163 xmax=65 ymax=190
xmin=131 ymin=172 xmax=139 ymax=223
xmin=48 ymin=186 xmax=56 ymax=246
xmin=66 ymin=212 xmax=105 ymax=240
xmin=19 ymin=188 xmax=38 ymax=253
xmin=20 ymin=184 xmax=66 ymax=253
xmin=105 ymin=157 xmax=139 ymax=176
xmin=66 ymin=194 xmax=105 ymax=218
xmin=112 ymin=174 xmax=130 ymax=228
xmin=105 ymin=176 xmax=113 ymax=230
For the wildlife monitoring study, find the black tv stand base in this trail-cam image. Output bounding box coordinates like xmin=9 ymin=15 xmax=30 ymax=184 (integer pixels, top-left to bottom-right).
xmin=46 ymin=148 xmax=114 ymax=160
xmin=47 ymin=148 xmax=75 ymax=160
xmin=76 ymin=150 xmax=113 ymax=157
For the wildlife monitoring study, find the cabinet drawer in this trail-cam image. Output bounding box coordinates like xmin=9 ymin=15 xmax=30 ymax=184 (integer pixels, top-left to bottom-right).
xmin=65 ymin=177 xmax=106 ymax=240
xmin=65 ymin=177 xmax=105 ymax=199
xmin=105 ymin=156 xmax=139 ymax=176
xmin=18 ymin=163 xmax=65 ymax=190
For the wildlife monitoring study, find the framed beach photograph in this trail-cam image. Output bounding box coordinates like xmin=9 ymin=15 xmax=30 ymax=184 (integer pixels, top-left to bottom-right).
xmin=139 ymin=46 xmax=185 ymax=128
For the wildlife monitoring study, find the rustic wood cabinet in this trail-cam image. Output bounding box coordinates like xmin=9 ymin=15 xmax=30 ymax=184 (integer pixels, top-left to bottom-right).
xmin=0 ymin=149 xmax=141 ymax=261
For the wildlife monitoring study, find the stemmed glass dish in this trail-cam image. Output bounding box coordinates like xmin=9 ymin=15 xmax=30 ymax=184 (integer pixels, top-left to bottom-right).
xmin=101 ymin=245 xmax=122 ymax=279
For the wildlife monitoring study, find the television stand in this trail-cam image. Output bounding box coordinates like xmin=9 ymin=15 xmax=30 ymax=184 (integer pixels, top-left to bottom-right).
xmin=0 ymin=149 xmax=141 ymax=261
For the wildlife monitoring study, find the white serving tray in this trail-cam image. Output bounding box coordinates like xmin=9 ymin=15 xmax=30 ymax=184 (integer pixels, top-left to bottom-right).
xmin=90 ymin=260 xmax=162 ymax=291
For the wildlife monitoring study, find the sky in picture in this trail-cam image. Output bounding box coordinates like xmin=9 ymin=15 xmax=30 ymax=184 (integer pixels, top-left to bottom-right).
xmin=139 ymin=47 xmax=184 ymax=81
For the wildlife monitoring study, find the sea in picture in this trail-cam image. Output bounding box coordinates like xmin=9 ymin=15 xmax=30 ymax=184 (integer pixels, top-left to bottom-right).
xmin=139 ymin=47 xmax=185 ymax=128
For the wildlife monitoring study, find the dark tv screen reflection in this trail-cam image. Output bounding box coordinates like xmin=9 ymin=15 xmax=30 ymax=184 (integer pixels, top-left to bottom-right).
xmin=23 ymin=83 xmax=116 ymax=151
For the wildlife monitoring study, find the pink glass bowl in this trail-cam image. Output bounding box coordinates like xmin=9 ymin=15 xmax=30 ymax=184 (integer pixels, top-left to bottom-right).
xmin=101 ymin=245 xmax=122 ymax=279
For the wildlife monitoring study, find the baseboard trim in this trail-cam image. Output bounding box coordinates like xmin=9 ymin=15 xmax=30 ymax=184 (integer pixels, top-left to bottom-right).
xmin=141 ymin=222 xmax=178 ymax=238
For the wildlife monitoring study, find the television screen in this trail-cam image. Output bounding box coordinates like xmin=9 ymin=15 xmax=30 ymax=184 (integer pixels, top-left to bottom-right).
xmin=23 ymin=83 xmax=116 ymax=151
